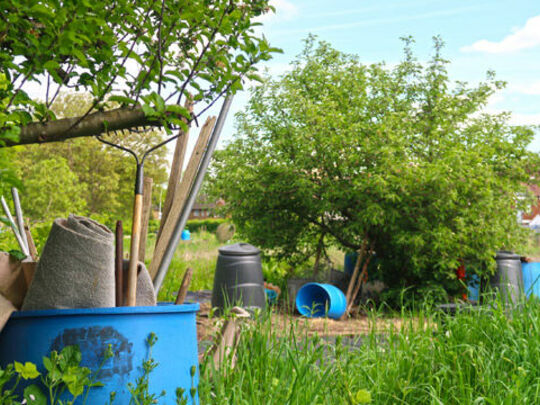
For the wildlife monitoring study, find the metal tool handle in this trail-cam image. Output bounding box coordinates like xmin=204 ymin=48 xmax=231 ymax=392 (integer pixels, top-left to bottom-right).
xmin=1 ymin=195 xmax=29 ymax=256
xmin=11 ymin=188 xmax=29 ymax=253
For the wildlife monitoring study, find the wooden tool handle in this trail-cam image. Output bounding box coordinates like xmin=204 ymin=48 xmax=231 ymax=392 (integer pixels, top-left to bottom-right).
xmin=125 ymin=194 xmax=143 ymax=306
xmin=115 ymin=221 xmax=124 ymax=306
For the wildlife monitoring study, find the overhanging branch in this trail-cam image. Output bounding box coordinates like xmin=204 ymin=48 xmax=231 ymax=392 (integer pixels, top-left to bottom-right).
xmin=2 ymin=107 xmax=162 ymax=147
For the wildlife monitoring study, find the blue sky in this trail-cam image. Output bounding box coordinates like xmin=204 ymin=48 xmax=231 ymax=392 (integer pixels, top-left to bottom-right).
xmin=210 ymin=0 xmax=540 ymax=151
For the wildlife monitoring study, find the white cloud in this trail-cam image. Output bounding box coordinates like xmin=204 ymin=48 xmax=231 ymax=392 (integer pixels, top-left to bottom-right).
xmin=256 ymin=0 xmax=298 ymax=24
xmin=461 ymin=15 xmax=540 ymax=54
xmin=508 ymin=81 xmax=540 ymax=95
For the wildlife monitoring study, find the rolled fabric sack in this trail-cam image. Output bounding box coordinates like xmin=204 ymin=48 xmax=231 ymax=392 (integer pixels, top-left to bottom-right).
xmin=0 ymin=253 xmax=32 ymax=308
xmin=122 ymin=260 xmax=157 ymax=306
xmin=22 ymin=215 xmax=115 ymax=310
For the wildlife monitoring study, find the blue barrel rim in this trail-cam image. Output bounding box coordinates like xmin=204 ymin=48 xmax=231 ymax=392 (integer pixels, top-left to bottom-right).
xmin=295 ymin=282 xmax=346 ymax=319
xmin=9 ymin=302 xmax=200 ymax=319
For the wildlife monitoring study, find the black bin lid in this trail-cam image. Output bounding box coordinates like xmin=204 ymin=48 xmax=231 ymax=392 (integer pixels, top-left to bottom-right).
xmin=218 ymin=243 xmax=260 ymax=256
xmin=495 ymin=251 xmax=520 ymax=260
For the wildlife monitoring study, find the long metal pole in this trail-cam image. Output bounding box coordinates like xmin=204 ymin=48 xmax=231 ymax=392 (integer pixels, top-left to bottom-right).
xmin=153 ymin=95 xmax=233 ymax=293
xmin=11 ymin=188 xmax=29 ymax=253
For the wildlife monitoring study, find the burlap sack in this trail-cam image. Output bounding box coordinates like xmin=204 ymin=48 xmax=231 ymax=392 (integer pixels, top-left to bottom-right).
xmin=0 ymin=253 xmax=36 ymax=308
xmin=0 ymin=253 xmax=36 ymax=332
xmin=22 ymin=215 xmax=115 ymax=310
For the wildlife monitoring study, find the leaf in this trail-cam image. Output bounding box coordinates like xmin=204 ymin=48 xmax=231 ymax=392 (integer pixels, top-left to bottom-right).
xmin=108 ymin=95 xmax=134 ymax=106
xmin=165 ymin=104 xmax=190 ymax=119
xmin=141 ymin=103 xmax=155 ymax=117
xmin=14 ymin=361 xmax=40 ymax=380
xmin=30 ymin=4 xmax=55 ymax=18
xmin=43 ymin=60 xmax=60 ymax=72
xmin=354 ymin=389 xmax=372 ymax=404
xmin=23 ymin=384 xmax=47 ymax=405
xmin=42 ymin=357 xmax=52 ymax=372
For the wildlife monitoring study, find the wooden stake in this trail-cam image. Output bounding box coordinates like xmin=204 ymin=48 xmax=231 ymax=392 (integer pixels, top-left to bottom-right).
xmin=159 ymin=100 xmax=193 ymax=237
xmin=138 ymin=177 xmax=153 ymax=262
xmin=340 ymin=242 xmax=367 ymax=320
xmin=346 ymin=250 xmax=372 ymax=315
xmin=24 ymin=224 xmax=38 ymax=261
xmin=150 ymin=117 xmax=216 ymax=280
xmin=208 ymin=307 xmax=250 ymax=372
xmin=160 ymin=131 xmax=189 ymax=235
xmin=175 ymin=267 xmax=193 ymax=305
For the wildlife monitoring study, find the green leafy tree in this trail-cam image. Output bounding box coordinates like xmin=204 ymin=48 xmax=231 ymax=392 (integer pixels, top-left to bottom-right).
xmin=210 ymin=36 xmax=538 ymax=298
xmin=19 ymin=157 xmax=87 ymax=221
xmin=0 ymin=0 xmax=279 ymax=147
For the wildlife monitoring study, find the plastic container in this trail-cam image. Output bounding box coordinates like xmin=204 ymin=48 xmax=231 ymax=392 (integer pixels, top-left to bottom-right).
xmin=490 ymin=251 xmax=523 ymax=304
xmin=0 ymin=303 xmax=199 ymax=404
xmin=344 ymin=252 xmax=358 ymax=276
xmin=181 ymin=229 xmax=191 ymax=241
xmin=521 ymin=262 xmax=540 ymax=298
xmin=211 ymin=243 xmax=266 ymax=311
xmin=467 ymin=274 xmax=480 ymax=302
xmin=265 ymin=288 xmax=278 ymax=304
xmin=295 ymin=283 xmax=346 ymax=319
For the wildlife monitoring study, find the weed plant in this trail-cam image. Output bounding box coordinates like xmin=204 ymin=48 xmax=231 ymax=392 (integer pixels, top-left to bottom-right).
xmin=199 ymin=295 xmax=540 ymax=404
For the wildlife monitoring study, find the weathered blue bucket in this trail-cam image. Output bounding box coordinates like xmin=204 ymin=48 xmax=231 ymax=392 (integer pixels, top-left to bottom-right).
xmin=522 ymin=262 xmax=540 ymax=298
xmin=0 ymin=303 xmax=199 ymax=404
xmin=296 ymin=283 xmax=346 ymax=319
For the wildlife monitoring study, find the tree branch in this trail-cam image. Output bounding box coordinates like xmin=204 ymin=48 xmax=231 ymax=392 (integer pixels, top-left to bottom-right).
xmin=2 ymin=107 xmax=161 ymax=147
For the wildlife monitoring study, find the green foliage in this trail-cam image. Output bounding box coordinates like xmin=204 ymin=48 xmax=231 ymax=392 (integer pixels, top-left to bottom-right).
xmin=127 ymin=333 xmax=165 ymax=405
xmin=1 ymin=0 xmax=279 ymax=143
xmin=16 ymin=157 xmax=87 ymax=221
xmin=0 ymin=344 xmax=112 ymax=405
xmin=210 ymin=36 xmax=538 ymax=298
xmin=186 ymin=218 xmax=226 ymax=233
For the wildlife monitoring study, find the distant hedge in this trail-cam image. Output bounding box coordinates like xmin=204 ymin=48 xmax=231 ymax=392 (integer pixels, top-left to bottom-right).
xmin=145 ymin=218 xmax=227 ymax=235
xmin=185 ymin=218 xmax=226 ymax=233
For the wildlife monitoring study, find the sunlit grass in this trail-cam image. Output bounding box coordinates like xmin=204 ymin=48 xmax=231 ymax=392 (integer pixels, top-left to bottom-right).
xmin=199 ymin=296 xmax=540 ymax=404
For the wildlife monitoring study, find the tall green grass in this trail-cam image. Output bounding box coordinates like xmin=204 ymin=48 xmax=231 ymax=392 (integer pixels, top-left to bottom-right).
xmin=145 ymin=231 xmax=221 ymax=301
xmin=199 ymin=297 xmax=540 ymax=404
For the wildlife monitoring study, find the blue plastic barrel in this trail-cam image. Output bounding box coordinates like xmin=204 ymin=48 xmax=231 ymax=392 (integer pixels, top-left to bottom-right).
xmin=467 ymin=274 xmax=480 ymax=302
xmin=181 ymin=229 xmax=191 ymax=241
xmin=296 ymin=283 xmax=346 ymax=319
xmin=265 ymin=288 xmax=278 ymax=304
xmin=522 ymin=262 xmax=540 ymax=298
xmin=344 ymin=252 xmax=358 ymax=276
xmin=0 ymin=303 xmax=199 ymax=404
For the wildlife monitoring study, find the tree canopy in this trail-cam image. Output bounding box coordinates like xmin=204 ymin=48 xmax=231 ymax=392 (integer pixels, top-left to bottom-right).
xmin=210 ymin=36 xmax=538 ymax=298
xmin=1 ymin=0 xmax=278 ymax=146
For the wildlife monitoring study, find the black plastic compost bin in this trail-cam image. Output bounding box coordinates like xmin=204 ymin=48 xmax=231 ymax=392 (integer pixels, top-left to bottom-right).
xmin=490 ymin=251 xmax=523 ymax=304
xmin=211 ymin=243 xmax=266 ymax=311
